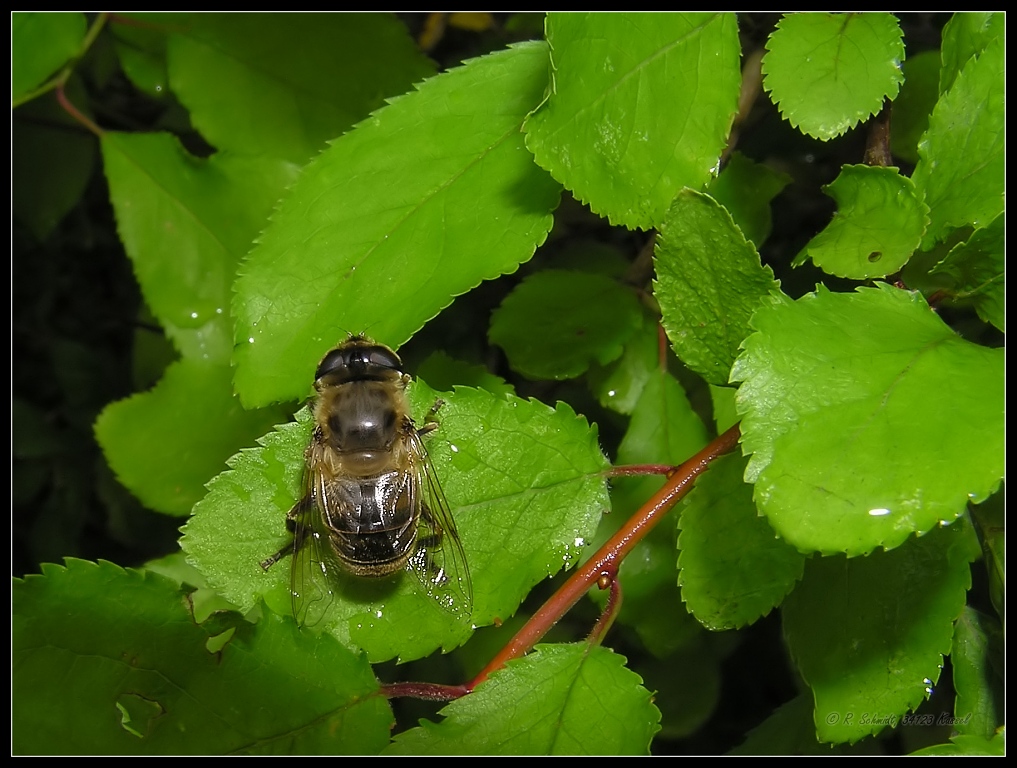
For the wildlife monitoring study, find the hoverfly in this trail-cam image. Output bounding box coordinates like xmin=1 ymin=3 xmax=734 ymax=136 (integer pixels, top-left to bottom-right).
xmin=261 ymin=335 xmax=472 ymax=626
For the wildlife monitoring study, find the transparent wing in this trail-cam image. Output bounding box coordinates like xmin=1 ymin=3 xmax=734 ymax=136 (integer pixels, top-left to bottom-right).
xmin=287 ymin=447 xmax=341 ymax=628
xmin=405 ymin=428 xmax=474 ymax=622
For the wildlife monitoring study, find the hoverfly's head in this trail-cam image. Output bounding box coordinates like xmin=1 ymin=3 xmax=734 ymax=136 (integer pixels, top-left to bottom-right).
xmin=315 ymin=335 xmax=405 ymax=386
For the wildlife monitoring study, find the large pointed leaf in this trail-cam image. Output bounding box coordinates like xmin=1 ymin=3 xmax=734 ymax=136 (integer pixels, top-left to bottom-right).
xmin=233 ymin=42 xmax=560 ymax=407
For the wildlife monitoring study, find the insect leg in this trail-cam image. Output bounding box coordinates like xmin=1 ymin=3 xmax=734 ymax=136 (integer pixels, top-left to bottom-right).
xmin=416 ymin=398 xmax=446 ymax=437
xmin=260 ymin=496 xmax=314 ymax=571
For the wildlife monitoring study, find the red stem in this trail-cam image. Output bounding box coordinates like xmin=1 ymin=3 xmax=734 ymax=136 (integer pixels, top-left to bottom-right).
xmin=466 ymin=423 xmax=741 ymax=689
xmin=608 ymin=463 xmax=676 ymax=478
xmin=56 ymin=81 xmax=103 ymax=138
xmin=586 ymin=568 xmax=623 ymax=646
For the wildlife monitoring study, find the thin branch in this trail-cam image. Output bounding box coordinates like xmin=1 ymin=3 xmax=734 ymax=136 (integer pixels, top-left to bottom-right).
xmin=864 ymin=98 xmax=893 ymax=167
xmin=13 ymin=12 xmax=109 ymax=110
xmin=380 ymin=681 xmax=470 ymax=702
xmin=586 ymin=569 xmax=623 ymax=647
xmin=608 ymin=463 xmax=677 ymax=478
xmin=466 ymin=423 xmax=741 ymax=689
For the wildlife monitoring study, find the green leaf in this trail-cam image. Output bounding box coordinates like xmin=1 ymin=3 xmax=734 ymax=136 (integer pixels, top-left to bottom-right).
xmin=654 ymin=189 xmax=781 ymax=387
xmin=951 ymin=607 xmax=1004 ymax=739
xmin=889 ymin=51 xmax=940 ymax=166
xmin=729 ymin=695 xmax=846 ymax=755
xmin=167 ymin=13 xmax=434 ymax=163
xmin=12 ymin=78 xmax=96 ymax=241
xmin=489 ymin=270 xmax=643 ymax=380
xmin=930 ymin=212 xmax=1005 ymax=332
xmin=732 ymin=284 xmax=1004 ymax=556
xmin=708 ymin=152 xmax=791 ymax=249
xmin=387 ymin=644 xmax=660 ymax=755
xmin=678 ymin=453 xmax=804 ymax=630
xmin=762 ymin=13 xmax=904 ymax=141
xmin=108 ymin=12 xmax=177 ymax=99
xmin=637 ymin=645 xmax=723 ymax=740
xmin=416 ymin=351 xmax=514 ymax=397
xmin=794 ymin=165 xmax=928 ymax=279
xmin=970 ymin=490 xmax=1005 ymax=626
xmin=783 ymin=522 xmax=978 ymax=744
xmin=12 ymin=11 xmax=87 ymax=102
xmin=232 ymin=42 xmax=560 ymax=407
xmin=912 ymin=33 xmax=1003 ymax=248
xmin=588 ymin=311 xmax=659 ymax=415
xmin=101 ymin=131 xmax=299 ymax=364
xmin=909 ymin=730 xmax=1005 ymax=757
xmin=938 ymin=12 xmax=1005 ymax=95
xmin=13 ymin=559 xmax=391 ymax=755
xmin=95 ymin=359 xmax=291 ymax=516
xmin=709 ymin=383 xmax=739 ymax=433
xmin=525 ymin=12 xmax=741 ymax=229
xmin=182 ymin=383 xmax=609 ymax=663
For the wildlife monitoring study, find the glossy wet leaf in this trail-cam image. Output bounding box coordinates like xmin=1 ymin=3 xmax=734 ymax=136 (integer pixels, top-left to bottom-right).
xmin=783 ymin=522 xmax=980 ymax=744
xmin=233 ymin=42 xmax=560 ymax=407
xmin=387 ymin=644 xmax=660 ymax=755
xmin=167 ymin=13 xmax=434 ymax=163
xmin=733 ymin=284 xmax=1004 ymax=556
xmin=13 ymin=559 xmax=391 ymax=755
xmin=762 ymin=13 xmax=904 ymax=141
xmin=525 ymin=12 xmax=741 ymax=229
xmin=95 ymin=359 xmax=290 ymax=516
xmin=182 ymin=383 xmax=609 ymax=663
xmin=795 ymin=165 xmax=928 ymax=279
xmin=101 ymin=131 xmax=299 ymax=364
xmin=912 ymin=32 xmax=1003 ymax=248
xmin=678 ymin=453 xmax=804 ymax=630
xmin=654 ymin=189 xmax=781 ymax=387
xmin=489 ymin=270 xmax=643 ymax=380
xmin=12 ymin=11 xmax=87 ymax=102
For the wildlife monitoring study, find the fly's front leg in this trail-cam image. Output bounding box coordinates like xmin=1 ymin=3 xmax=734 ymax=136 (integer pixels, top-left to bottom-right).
xmin=260 ymin=496 xmax=314 ymax=571
xmin=416 ymin=398 xmax=446 ymax=438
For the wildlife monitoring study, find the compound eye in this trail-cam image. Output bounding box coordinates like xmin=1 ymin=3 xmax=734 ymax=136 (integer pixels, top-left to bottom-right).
xmin=315 ymin=348 xmax=351 ymax=381
xmin=368 ymin=347 xmax=402 ymax=372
